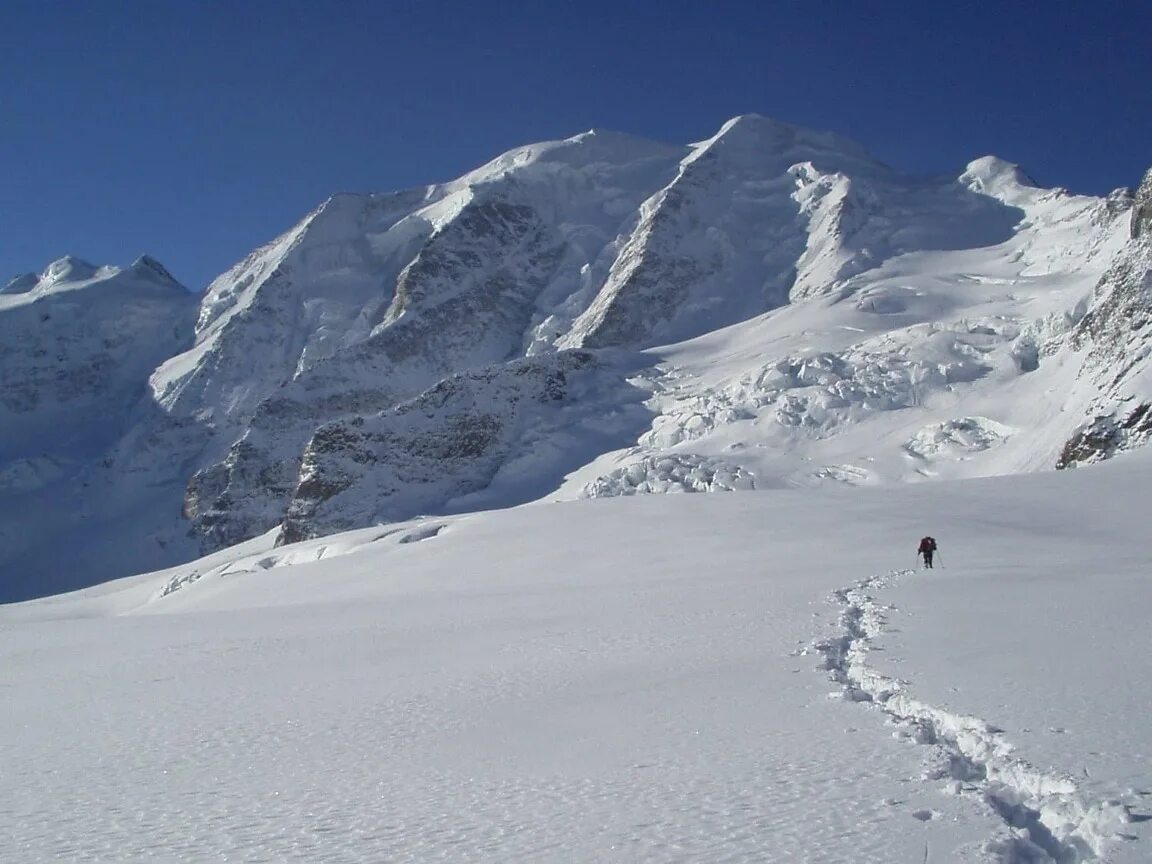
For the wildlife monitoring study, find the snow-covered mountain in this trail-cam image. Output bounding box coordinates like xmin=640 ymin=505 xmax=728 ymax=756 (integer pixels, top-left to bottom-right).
xmin=0 ymin=257 xmax=199 ymax=596
xmin=2 ymin=115 xmax=1149 ymax=601
xmin=1 ymin=255 xmax=193 ymax=456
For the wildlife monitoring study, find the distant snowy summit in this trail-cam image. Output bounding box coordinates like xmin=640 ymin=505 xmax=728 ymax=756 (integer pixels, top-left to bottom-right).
xmin=2 ymin=115 xmax=1150 ymax=600
xmin=2 ymin=254 xmax=186 ymax=297
xmin=0 ymin=254 xmax=196 ymax=490
xmin=0 ymin=253 xmax=194 ymax=428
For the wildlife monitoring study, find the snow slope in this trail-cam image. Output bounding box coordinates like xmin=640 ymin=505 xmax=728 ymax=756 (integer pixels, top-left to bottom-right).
xmin=3 ymin=453 xmax=1150 ymax=862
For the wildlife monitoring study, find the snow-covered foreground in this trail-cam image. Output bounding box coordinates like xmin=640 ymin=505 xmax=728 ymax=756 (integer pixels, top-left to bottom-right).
xmin=3 ymin=456 xmax=1151 ymax=862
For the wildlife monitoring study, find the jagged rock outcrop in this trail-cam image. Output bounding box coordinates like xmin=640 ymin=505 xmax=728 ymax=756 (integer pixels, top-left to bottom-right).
xmin=1131 ymin=168 xmax=1152 ymax=239
xmin=277 ymin=351 xmax=599 ymax=544
xmin=1059 ymin=166 xmax=1152 ymax=467
xmin=1056 ymin=406 xmax=1152 ymax=469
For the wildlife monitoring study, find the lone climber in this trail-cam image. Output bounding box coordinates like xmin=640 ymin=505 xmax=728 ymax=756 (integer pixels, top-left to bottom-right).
xmin=918 ymin=536 xmax=938 ymax=569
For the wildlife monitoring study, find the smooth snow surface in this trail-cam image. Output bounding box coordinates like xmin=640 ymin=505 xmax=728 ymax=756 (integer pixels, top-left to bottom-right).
xmin=4 ymin=454 xmax=1150 ymax=862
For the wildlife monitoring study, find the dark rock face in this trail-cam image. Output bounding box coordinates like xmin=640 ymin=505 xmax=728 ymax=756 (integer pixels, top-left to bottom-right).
xmin=1132 ymin=168 xmax=1152 ymax=240
xmin=276 ymin=352 xmax=597 ymax=545
xmin=1071 ymin=169 xmax=1152 ymax=364
xmin=183 ymin=435 xmax=302 ymax=552
xmin=1070 ymin=245 xmax=1152 ymax=366
xmin=1059 ymin=165 xmax=1152 ymax=468
xmin=1057 ymin=404 xmax=1152 ymax=469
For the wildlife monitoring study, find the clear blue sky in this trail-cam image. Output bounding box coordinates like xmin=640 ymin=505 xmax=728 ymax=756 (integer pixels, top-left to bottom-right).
xmin=3 ymin=0 xmax=1149 ymax=291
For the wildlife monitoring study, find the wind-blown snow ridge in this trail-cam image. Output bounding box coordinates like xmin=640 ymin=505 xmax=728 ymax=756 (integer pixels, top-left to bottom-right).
xmin=814 ymin=571 xmax=1132 ymax=863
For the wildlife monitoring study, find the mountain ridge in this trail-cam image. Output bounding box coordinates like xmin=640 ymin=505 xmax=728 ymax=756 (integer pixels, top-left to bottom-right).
xmin=1 ymin=114 xmax=1148 ymax=600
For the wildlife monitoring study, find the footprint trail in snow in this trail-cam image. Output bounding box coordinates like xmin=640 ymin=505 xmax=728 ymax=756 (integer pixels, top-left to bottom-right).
xmin=813 ymin=569 xmax=1136 ymax=863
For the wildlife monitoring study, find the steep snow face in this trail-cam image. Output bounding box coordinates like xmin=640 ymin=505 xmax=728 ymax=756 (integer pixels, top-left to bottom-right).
xmin=151 ymin=190 xmax=436 ymax=425
xmin=560 ymin=116 xmax=1026 ymax=349
xmin=152 ymin=130 xmax=683 ymax=430
xmin=786 ymin=163 xmax=1023 ymax=301
xmin=169 ymin=132 xmax=682 ymax=553
xmin=560 ymin=115 xmax=865 ymax=348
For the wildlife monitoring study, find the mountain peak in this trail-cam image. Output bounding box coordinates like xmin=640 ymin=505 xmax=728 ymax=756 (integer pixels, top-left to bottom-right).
xmin=131 ymin=255 xmax=185 ymax=288
xmin=960 ymin=156 xmax=1038 ymax=199
xmin=458 ymin=128 xmax=682 ymax=187
xmin=705 ymin=113 xmax=807 ymax=147
xmin=40 ymin=255 xmax=98 ymax=286
xmin=3 ymin=255 xmax=189 ymax=302
xmin=688 ymin=113 xmax=879 ymax=169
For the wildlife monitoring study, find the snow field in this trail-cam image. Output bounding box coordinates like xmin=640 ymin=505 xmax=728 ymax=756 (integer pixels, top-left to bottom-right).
xmin=3 ymin=454 xmax=1151 ymax=861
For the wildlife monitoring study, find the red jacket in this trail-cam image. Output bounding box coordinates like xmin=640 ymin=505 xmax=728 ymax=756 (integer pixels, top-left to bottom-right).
xmin=918 ymin=537 xmax=937 ymax=553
